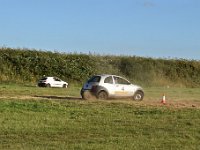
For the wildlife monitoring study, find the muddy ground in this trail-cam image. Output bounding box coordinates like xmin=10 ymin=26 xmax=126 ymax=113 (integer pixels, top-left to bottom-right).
xmin=0 ymin=95 xmax=199 ymax=109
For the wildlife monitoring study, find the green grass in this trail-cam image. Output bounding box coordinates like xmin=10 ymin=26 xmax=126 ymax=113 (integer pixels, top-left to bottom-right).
xmin=145 ymin=86 xmax=200 ymax=103
xmin=0 ymin=83 xmax=80 ymax=97
xmin=1 ymin=83 xmax=200 ymax=102
xmin=0 ymin=83 xmax=200 ymax=149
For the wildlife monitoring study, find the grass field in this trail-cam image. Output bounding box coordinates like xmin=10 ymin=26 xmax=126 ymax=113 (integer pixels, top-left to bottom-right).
xmin=0 ymin=83 xmax=200 ymax=149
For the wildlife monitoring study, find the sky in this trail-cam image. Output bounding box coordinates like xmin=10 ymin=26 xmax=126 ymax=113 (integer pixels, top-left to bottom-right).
xmin=0 ymin=0 xmax=200 ymax=60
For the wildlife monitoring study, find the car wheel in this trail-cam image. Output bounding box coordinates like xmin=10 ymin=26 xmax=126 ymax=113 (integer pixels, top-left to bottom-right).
xmin=97 ymin=91 xmax=108 ymax=100
xmin=46 ymin=84 xmax=51 ymax=88
xmin=133 ymin=91 xmax=144 ymax=101
xmin=63 ymin=84 xmax=67 ymax=88
xmin=82 ymin=91 xmax=93 ymax=100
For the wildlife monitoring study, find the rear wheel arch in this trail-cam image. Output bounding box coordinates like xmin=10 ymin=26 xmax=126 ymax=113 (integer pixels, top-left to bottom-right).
xmin=96 ymin=86 xmax=108 ymax=95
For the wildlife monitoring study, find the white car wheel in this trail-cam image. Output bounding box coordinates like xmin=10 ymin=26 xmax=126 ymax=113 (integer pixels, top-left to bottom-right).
xmin=133 ymin=91 xmax=144 ymax=101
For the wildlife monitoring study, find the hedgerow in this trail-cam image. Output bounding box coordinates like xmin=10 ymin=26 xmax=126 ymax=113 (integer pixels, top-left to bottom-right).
xmin=0 ymin=47 xmax=200 ymax=87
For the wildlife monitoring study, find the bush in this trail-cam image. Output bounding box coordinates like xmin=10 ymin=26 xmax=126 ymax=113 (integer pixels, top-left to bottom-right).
xmin=0 ymin=47 xmax=200 ymax=87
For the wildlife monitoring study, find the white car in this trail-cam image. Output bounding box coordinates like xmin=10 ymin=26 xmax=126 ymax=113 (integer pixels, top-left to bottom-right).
xmin=81 ymin=74 xmax=144 ymax=100
xmin=38 ymin=77 xmax=68 ymax=88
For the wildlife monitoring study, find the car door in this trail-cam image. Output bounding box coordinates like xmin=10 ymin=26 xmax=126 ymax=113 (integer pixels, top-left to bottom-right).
xmin=120 ymin=78 xmax=136 ymax=96
xmin=103 ymin=76 xmax=116 ymax=95
xmin=53 ymin=77 xmax=62 ymax=87
xmin=113 ymin=76 xmax=134 ymax=97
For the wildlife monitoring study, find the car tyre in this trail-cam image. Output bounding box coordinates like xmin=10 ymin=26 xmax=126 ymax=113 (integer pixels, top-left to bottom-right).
xmin=46 ymin=84 xmax=51 ymax=88
xmin=133 ymin=91 xmax=144 ymax=101
xmin=97 ymin=91 xmax=108 ymax=100
xmin=63 ymin=84 xmax=67 ymax=88
xmin=82 ymin=91 xmax=93 ymax=100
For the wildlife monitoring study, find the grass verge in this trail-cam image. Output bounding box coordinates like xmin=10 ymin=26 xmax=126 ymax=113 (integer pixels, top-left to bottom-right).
xmin=0 ymin=83 xmax=200 ymax=149
xmin=0 ymin=99 xmax=200 ymax=149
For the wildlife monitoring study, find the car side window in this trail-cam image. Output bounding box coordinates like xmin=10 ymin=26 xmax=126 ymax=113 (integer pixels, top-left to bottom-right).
xmin=114 ymin=77 xmax=130 ymax=85
xmin=41 ymin=77 xmax=47 ymax=80
xmin=104 ymin=76 xmax=113 ymax=84
xmin=88 ymin=76 xmax=101 ymax=83
xmin=54 ymin=77 xmax=61 ymax=81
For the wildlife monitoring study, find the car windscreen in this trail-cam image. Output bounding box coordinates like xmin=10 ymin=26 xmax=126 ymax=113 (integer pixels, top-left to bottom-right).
xmin=40 ymin=77 xmax=47 ymax=80
xmin=114 ymin=76 xmax=130 ymax=85
xmin=87 ymin=76 xmax=101 ymax=83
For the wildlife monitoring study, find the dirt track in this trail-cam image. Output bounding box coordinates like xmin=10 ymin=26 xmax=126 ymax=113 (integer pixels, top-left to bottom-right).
xmin=139 ymin=100 xmax=200 ymax=109
xmin=0 ymin=95 xmax=199 ymax=109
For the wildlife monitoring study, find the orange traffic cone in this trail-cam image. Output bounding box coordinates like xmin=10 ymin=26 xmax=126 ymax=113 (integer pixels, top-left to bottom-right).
xmin=161 ymin=93 xmax=166 ymax=104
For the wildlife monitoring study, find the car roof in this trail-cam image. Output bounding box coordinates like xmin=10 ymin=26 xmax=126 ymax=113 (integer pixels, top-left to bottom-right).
xmin=95 ymin=74 xmax=123 ymax=78
xmin=41 ymin=77 xmax=53 ymax=78
xmin=40 ymin=77 xmax=59 ymax=79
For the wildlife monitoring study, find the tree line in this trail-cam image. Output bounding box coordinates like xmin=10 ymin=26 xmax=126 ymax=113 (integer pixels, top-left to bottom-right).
xmin=1 ymin=48 xmax=200 ymax=87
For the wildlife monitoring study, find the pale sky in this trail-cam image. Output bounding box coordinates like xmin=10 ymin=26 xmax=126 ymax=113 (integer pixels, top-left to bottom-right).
xmin=0 ymin=0 xmax=200 ymax=60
